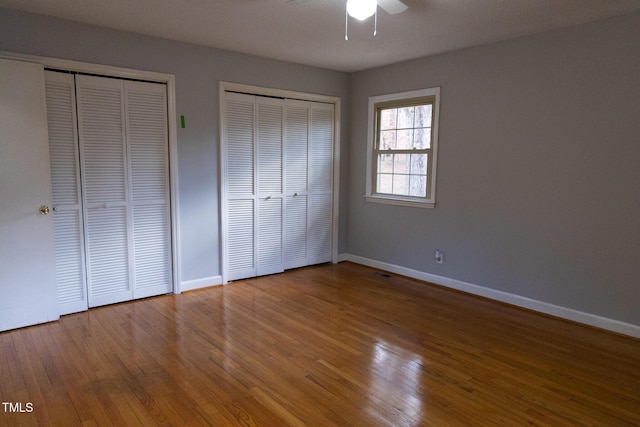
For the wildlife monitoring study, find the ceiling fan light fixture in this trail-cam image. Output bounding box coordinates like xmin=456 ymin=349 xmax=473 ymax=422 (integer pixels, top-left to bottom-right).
xmin=346 ymin=0 xmax=377 ymax=21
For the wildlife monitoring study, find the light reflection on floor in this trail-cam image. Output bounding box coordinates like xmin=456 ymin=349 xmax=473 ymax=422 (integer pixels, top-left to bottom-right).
xmin=367 ymin=339 xmax=424 ymax=423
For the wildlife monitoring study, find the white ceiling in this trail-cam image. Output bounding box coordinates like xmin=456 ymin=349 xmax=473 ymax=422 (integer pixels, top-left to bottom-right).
xmin=2 ymin=0 xmax=640 ymax=72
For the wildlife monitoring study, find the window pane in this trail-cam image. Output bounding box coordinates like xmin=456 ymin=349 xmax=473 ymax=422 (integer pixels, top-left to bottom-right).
xmin=410 ymin=153 xmax=428 ymax=175
xmin=415 ymin=104 xmax=432 ymax=127
xmin=377 ymin=153 xmax=393 ymax=174
xmin=414 ymin=128 xmax=431 ymax=149
xmin=394 ymin=154 xmax=409 ymax=174
xmin=397 ymin=106 xmax=414 ymax=129
xmin=380 ymin=108 xmax=397 ymax=130
xmin=377 ymin=173 xmax=393 ymax=194
xmin=409 ymin=175 xmax=427 ymax=197
xmin=396 ymin=129 xmax=413 ymax=149
xmin=379 ymin=130 xmax=396 ymax=150
xmin=392 ymin=174 xmax=409 ymax=196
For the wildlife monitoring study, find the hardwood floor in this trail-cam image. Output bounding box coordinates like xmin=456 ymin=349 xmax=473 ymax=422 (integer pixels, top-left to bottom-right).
xmin=1 ymin=262 xmax=639 ymax=426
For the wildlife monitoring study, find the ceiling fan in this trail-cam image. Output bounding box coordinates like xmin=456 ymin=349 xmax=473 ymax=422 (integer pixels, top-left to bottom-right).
xmin=345 ymin=0 xmax=408 ymax=39
xmin=347 ymin=0 xmax=408 ymax=19
xmin=287 ymin=0 xmax=409 ymax=40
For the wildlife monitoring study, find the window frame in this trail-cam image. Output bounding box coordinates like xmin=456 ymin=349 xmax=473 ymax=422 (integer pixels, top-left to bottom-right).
xmin=365 ymin=87 xmax=440 ymax=208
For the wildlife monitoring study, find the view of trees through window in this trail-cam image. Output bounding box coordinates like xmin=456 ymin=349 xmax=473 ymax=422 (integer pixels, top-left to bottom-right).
xmin=376 ymin=103 xmax=432 ymax=197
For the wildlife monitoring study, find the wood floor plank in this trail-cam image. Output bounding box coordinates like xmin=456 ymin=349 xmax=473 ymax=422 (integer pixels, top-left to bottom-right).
xmin=1 ymin=262 xmax=639 ymax=426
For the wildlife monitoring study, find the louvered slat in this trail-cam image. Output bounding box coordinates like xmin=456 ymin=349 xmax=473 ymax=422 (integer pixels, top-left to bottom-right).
xmin=45 ymin=71 xmax=88 ymax=315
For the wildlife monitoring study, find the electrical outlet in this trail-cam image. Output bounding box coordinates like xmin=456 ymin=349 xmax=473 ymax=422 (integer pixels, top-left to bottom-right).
xmin=434 ymin=249 xmax=444 ymax=264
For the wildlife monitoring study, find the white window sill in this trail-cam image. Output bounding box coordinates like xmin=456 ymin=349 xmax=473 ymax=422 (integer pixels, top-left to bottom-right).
xmin=365 ymin=195 xmax=435 ymax=209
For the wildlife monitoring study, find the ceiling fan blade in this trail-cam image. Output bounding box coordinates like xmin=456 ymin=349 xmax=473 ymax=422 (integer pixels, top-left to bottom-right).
xmin=377 ymin=0 xmax=408 ymax=15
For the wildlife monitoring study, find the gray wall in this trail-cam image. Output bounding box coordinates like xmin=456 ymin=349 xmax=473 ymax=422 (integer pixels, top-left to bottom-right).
xmin=347 ymin=12 xmax=640 ymax=325
xmin=0 ymin=6 xmax=350 ymax=283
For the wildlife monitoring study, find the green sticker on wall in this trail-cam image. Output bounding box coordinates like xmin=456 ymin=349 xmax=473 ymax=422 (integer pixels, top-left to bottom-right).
xmin=180 ymin=115 xmax=185 ymax=128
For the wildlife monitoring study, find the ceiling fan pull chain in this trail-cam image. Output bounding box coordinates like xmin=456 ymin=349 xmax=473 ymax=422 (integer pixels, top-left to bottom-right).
xmin=374 ymin=8 xmax=377 ymax=36
xmin=345 ymin=6 xmax=349 ymax=41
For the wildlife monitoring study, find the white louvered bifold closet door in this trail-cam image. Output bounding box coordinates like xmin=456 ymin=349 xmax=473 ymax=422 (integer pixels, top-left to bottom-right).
xmin=284 ymin=100 xmax=310 ymax=270
xmin=125 ymin=81 xmax=172 ymax=299
xmin=223 ymin=91 xmax=334 ymax=282
xmin=45 ymin=71 xmax=88 ymax=315
xmin=76 ymin=75 xmax=131 ymax=307
xmin=225 ymin=93 xmax=257 ymax=281
xmin=308 ymin=102 xmax=334 ymax=265
xmin=256 ymin=97 xmax=284 ymax=276
xmin=76 ymin=75 xmax=172 ymax=307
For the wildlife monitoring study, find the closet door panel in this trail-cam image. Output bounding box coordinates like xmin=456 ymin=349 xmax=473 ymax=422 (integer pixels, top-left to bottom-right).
xmin=256 ymin=98 xmax=284 ymax=275
xmin=125 ymin=81 xmax=172 ymax=297
xmin=283 ymin=100 xmax=310 ymax=270
xmin=224 ymin=93 xmax=257 ymax=280
xmin=76 ymin=75 xmax=131 ymax=307
xmin=45 ymin=71 xmax=88 ymax=315
xmin=308 ymin=102 xmax=334 ymax=265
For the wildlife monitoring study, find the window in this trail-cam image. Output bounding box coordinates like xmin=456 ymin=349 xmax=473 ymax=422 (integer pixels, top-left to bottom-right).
xmin=366 ymin=87 xmax=440 ymax=208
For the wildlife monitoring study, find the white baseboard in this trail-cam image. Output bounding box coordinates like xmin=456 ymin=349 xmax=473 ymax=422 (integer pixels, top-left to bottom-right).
xmin=339 ymin=253 xmax=640 ymax=339
xmin=179 ymin=275 xmax=223 ymax=292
